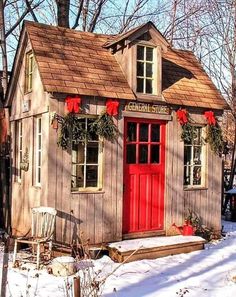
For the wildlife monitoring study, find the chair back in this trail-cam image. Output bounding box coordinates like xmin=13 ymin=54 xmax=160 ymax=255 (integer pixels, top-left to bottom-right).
xmin=31 ymin=207 xmax=57 ymax=239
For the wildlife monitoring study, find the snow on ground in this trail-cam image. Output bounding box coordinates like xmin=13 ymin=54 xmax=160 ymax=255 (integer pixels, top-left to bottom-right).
xmin=1 ymin=220 xmax=236 ymax=297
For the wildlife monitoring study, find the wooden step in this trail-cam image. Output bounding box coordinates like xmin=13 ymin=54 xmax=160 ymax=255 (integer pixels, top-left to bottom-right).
xmin=108 ymin=235 xmax=206 ymax=263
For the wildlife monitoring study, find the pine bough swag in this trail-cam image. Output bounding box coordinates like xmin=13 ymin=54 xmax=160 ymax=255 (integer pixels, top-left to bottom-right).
xmin=57 ymin=112 xmax=119 ymax=150
xmin=176 ymin=109 xmax=223 ymax=154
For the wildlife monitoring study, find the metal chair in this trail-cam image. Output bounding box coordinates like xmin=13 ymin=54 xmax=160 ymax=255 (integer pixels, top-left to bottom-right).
xmin=13 ymin=206 xmax=57 ymax=269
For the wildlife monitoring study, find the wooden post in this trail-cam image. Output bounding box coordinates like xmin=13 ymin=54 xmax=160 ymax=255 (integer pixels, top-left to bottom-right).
xmin=73 ymin=276 xmax=81 ymax=297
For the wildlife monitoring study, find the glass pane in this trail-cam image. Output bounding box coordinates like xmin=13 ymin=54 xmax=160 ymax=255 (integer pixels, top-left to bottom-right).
xmin=71 ymin=165 xmax=84 ymax=188
xmin=38 ymin=135 xmax=41 ymax=149
xmin=137 ymin=62 xmax=144 ymax=76
xmin=151 ymin=145 xmax=159 ymax=163
xmin=87 ymin=142 xmax=98 ymax=163
xmin=184 ymin=145 xmax=191 ymax=165
xmin=137 ymin=78 xmax=144 ymax=92
xmin=139 ymin=145 xmax=148 ymax=163
xmin=146 ymin=63 xmax=153 ymax=77
xmin=86 ymin=165 xmax=98 ymax=187
xmin=126 ymin=144 xmax=136 ymax=164
xmin=137 ymin=45 xmax=144 ymax=60
xmin=193 ymin=127 xmax=201 ymax=145
xmin=146 ymin=79 xmax=153 ymax=94
xmin=139 ymin=123 xmax=148 ymax=141
xmin=193 ymin=146 xmax=202 ymax=165
xmin=146 ymin=47 xmax=153 ymax=61
xmin=127 ymin=122 xmax=137 ymax=142
xmin=38 ymin=152 xmax=41 ymax=165
xmin=184 ymin=166 xmax=191 ymax=186
xmin=151 ymin=125 xmax=160 ymax=142
xmin=38 ymin=168 xmax=41 ymax=183
xmin=72 ymin=143 xmax=84 ymax=164
xmin=193 ymin=166 xmax=201 ymax=185
xmin=38 ymin=118 xmax=41 ymax=133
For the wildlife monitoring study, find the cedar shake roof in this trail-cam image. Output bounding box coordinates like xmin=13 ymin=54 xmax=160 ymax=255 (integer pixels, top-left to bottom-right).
xmin=21 ymin=21 xmax=227 ymax=110
xmin=162 ymin=49 xmax=228 ymax=109
xmin=25 ymin=21 xmax=135 ymax=100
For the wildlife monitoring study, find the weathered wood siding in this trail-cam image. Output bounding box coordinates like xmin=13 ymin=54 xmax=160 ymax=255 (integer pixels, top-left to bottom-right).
xmin=165 ymin=110 xmax=222 ymax=232
xmin=48 ymin=96 xmax=124 ymax=245
xmin=10 ymin=39 xmax=50 ymax=236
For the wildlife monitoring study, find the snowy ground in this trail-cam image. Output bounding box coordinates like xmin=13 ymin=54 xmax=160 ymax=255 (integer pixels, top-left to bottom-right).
xmin=1 ymin=220 xmax=236 ymax=297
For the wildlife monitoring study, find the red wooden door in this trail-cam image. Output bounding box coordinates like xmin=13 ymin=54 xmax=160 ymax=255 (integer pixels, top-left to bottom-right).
xmin=123 ymin=118 xmax=166 ymax=234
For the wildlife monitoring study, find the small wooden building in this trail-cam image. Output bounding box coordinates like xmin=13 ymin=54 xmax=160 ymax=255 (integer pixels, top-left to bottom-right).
xmin=6 ymin=21 xmax=228 ymax=245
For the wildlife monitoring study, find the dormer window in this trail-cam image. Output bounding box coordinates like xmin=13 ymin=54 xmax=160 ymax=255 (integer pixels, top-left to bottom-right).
xmin=136 ymin=45 xmax=154 ymax=94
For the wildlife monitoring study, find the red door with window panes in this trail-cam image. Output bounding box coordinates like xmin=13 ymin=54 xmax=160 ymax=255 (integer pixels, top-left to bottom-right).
xmin=123 ymin=118 xmax=166 ymax=234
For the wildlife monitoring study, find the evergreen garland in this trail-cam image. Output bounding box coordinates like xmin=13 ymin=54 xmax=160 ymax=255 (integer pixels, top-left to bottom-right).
xmin=180 ymin=122 xmax=197 ymax=143
xmin=57 ymin=114 xmax=89 ymax=150
xmin=57 ymin=111 xmax=119 ymax=150
xmin=205 ymin=123 xmax=224 ymax=155
xmin=89 ymin=112 xmax=119 ymax=142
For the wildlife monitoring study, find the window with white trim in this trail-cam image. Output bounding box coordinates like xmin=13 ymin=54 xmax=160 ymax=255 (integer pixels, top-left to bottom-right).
xmin=16 ymin=120 xmax=23 ymax=182
xmin=25 ymin=51 xmax=35 ymax=93
xmin=35 ymin=117 xmax=42 ymax=186
xmin=184 ymin=127 xmax=206 ymax=188
xmin=71 ymin=118 xmax=103 ymax=192
xmin=136 ymin=45 xmax=154 ymax=94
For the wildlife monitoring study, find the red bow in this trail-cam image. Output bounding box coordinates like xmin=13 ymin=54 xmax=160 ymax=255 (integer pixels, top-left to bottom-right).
xmin=204 ymin=111 xmax=216 ymax=126
xmin=106 ymin=99 xmax=119 ymax=116
xmin=65 ymin=96 xmax=81 ymax=113
xmin=176 ymin=109 xmax=188 ymax=125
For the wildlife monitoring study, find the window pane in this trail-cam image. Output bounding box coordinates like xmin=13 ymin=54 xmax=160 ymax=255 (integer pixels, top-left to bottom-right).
xmin=193 ymin=127 xmax=201 ymax=145
xmin=184 ymin=166 xmax=191 ymax=186
xmin=151 ymin=124 xmax=160 ymax=142
xmin=87 ymin=143 xmax=98 ymax=163
xmin=193 ymin=146 xmax=202 ymax=165
xmin=137 ymin=62 xmax=144 ymax=76
xmin=146 ymin=63 xmax=153 ymax=77
xmin=146 ymin=47 xmax=153 ymax=61
xmin=38 ymin=168 xmax=41 ymax=184
xmin=139 ymin=145 xmax=148 ymax=163
xmin=139 ymin=123 xmax=148 ymax=141
xmin=146 ymin=79 xmax=153 ymax=94
xmin=127 ymin=144 xmax=136 ymax=164
xmin=127 ymin=122 xmax=137 ymax=142
xmin=72 ymin=165 xmax=84 ymax=188
xmin=137 ymin=46 xmax=144 ymax=60
xmin=86 ymin=166 xmax=98 ymax=187
xmin=184 ymin=146 xmax=191 ymax=165
xmin=137 ymin=78 xmax=144 ymax=92
xmin=151 ymin=145 xmax=159 ymax=163
xmin=72 ymin=143 xmax=84 ymax=164
xmin=193 ymin=166 xmax=201 ymax=185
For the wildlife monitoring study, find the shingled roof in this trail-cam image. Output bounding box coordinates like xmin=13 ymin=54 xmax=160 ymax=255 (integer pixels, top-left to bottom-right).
xmin=162 ymin=49 xmax=228 ymax=109
xmin=9 ymin=21 xmax=227 ymax=110
xmin=25 ymin=21 xmax=135 ymax=100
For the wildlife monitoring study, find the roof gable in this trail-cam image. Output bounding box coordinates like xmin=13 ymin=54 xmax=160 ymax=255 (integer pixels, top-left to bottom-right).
xmin=104 ymin=21 xmax=169 ymax=53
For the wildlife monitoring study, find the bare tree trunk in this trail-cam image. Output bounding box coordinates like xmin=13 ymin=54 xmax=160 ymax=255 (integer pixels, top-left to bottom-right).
xmin=0 ymin=0 xmax=8 ymax=98
xmin=56 ymin=0 xmax=70 ymax=28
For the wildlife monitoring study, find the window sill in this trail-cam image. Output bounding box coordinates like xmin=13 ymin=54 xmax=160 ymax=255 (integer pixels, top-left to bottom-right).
xmin=71 ymin=189 xmax=105 ymax=194
xmin=136 ymin=93 xmax=163 ymax=102
xmin=184 ymin=187 xmax=208 ymax=191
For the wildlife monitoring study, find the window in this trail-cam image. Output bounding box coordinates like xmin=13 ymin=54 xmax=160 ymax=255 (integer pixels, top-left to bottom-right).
xmin=71 ymin=118 xmax=103 ymax=192
xmin=35 ymin=117 xmax=42 ymax=186
xmin=136 ymin=45 xmax=154 ymax=94
xmin=25 ymin=51 xmax=35 ymax=92
xmin=184 ymin=127 xmax=206 ymax=188
xmin=16 ymin=120 xmax=23 ymax=182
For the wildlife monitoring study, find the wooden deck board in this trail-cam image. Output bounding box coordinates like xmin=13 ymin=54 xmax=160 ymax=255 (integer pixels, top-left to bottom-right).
xmin=108 ymin=235 xmax=206 ymax=263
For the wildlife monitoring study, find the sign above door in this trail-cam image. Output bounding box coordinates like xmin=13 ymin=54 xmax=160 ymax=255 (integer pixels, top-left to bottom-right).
xmin=125 ymin=102 xmax=170 ymax=115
